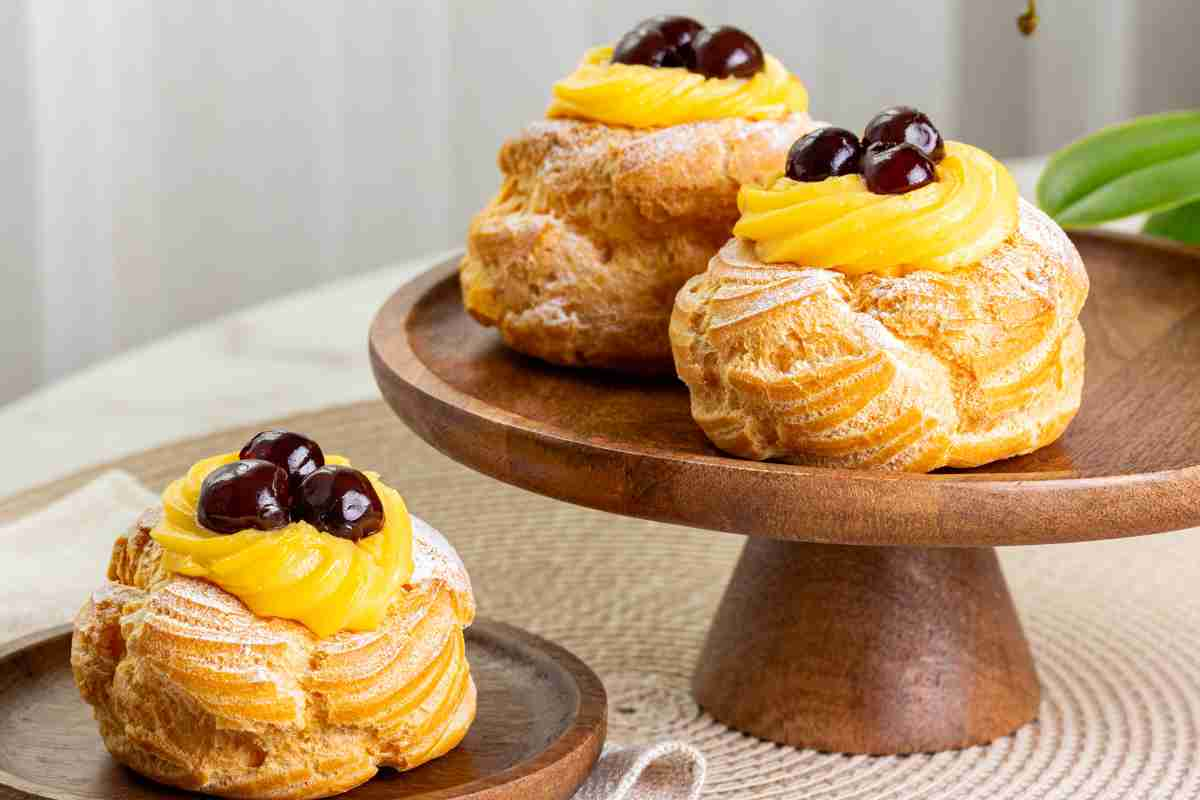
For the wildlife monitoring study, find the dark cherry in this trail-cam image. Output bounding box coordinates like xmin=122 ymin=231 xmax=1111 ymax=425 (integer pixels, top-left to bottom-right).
xmin=613 ymin=15 xmax=705 ymax=69
xmin=613 ymin=26 xmax=683 ymax=68
xmin=239 ymin=429 xmax=324 ymax=492
xmin=785 ymin=127 xmax=864 ymax=182
xmin=197 ymin=459 xmax=291 ymax=534
xmin=862 ymin=106 xmax=945 ymax=162
xmin=691 ymin=26 xmax=764 ymax=79
xmin=294 ymin=466 xmax=384 ymax=542
xmin=862 ymin=143 xmax=937 ymax=195
xmin=645 ymin=15 xmax=704 ymax=67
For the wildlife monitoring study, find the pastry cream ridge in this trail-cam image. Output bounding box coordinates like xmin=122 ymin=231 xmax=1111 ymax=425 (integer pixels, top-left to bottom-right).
xmin=734 ymin=141 xmax=1019 ymax=276
xmin=547 ymin=45 xmax=808 ymax=128
xmin=150 ymin=453 xmax=414 ymax=637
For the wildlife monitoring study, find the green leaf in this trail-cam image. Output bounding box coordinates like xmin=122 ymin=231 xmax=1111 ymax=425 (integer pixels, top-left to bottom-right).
xmin=1144 ymin=198 xmax=1200 ymax=246
xmin=1037 ymin=110 xmax=1200 ymax=227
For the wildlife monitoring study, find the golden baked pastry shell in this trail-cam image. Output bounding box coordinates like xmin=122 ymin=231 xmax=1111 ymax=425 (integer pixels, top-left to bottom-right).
xmin=461 ymin=114 xmax=817 ymax=373
xmin=670 ymin=199 xmax=1089 ymax=472
xmin=72 ymin=512 xmax=476 ymax=800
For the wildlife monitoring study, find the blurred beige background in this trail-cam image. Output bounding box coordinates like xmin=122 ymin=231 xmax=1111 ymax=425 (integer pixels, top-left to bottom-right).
xmin=3 ymin=0 xmax=1199 ymax=404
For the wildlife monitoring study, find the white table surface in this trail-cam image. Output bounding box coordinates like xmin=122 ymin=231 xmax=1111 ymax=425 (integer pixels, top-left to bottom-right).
xmin=0 ymin=249 xmax=457 ymax=498
xmin=0 ymin=160 xmax=1138 ymax=499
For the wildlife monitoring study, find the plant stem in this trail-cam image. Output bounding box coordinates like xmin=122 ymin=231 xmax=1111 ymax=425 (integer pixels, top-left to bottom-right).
xmin=1018 ymin=0 xmax=1039 ymax=36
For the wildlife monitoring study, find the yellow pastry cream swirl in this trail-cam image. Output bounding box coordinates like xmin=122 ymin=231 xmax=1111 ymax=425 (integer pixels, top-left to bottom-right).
xmin=547 ymin=45 xmax=808 ymax=128
xmin=150 ymin=453 xmax=414 ymax=637
xmin=733 ymin=141 xmax=1020 ymax=277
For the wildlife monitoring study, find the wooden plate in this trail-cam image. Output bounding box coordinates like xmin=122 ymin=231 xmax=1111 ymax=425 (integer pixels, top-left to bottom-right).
xmin=370 ymin=233 xmax=1200 ymax=547
xmin=0 ymin=620 xmax=605 ymax=800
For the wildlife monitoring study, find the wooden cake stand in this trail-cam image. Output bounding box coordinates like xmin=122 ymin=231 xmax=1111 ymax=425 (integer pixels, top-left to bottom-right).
xmin=369 ymin=232 xmax=1200 ymax=756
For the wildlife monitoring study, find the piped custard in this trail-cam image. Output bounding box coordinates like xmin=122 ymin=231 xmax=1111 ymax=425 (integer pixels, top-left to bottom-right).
xmin=547 ymin=17 xmax=807 ymax=128
xmin=734 ymin=107 xmax=1019 ymax=276
xmin=150 ymin=439 xmax=414 ymax=637
xmin=548 ymin=45 xmax=808 ymax=128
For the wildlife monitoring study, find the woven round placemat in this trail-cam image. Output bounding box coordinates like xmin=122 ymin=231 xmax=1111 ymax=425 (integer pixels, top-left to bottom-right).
xmin=5 ymin=400 xmax=1200 ymax=799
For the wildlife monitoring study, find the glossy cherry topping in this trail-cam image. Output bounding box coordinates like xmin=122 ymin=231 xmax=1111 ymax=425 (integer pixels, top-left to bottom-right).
xmin=239 ymin=430 xmax=324 ymax=493
xmin=293 ymin=466 xmax=384 ymax=542
xmin=863 ymin=106 xmax=945 ymax=162
xmin=613 ymin=15 xmax=705 ymax=69
xmin=691 ymin=26 xmax=764 ymax=79
xmin=612 ymin=25 xmax=684 ymax=68
xmin=786 ymin=127 xmax=864 ymax=182
xmin=198 ymin=459 xmax=291 ymax=534
xmin=862 ymin=142 xmax=937 ymax=195
xmin=650 ymin=15 xmax=704 ymax=67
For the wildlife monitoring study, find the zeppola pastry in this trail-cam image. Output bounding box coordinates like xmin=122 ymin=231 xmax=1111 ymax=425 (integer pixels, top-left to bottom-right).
xmin=72 ymin=430 xmax=475 ymax=799
xmin=671 ymin=107 xmax=1089 ymax=471
xmin=461 ymin=15 xmax=819 ymax=373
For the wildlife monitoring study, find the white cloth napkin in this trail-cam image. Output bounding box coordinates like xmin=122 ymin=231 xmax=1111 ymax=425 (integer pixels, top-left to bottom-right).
xmin=0 ymin=471 xmax=157 ymax=638
xmin=574 ymin=742 xmax=706 ymax=800
xmin=0 ymin=471 xmax=706 ymax=800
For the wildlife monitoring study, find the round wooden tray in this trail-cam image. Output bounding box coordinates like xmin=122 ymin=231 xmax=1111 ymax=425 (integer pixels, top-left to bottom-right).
xmin=370 ymin=232 xmax=1200 ymax=755
xmin=0 ymin=621 xmax=605 ymax=800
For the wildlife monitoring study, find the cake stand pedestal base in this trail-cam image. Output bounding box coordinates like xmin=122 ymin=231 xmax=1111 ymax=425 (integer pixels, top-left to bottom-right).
xmin=692 ymin=540 xmax=1040 ymax=754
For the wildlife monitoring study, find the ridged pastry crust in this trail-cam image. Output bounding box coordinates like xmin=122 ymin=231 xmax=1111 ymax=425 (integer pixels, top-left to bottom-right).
xmin=670 ymin=199 xmax=1089 ymax=471
xmin=72 ymin=511 xmax=475 ymax=799
xmin=460 ymin=113 xmax=816 ymax=373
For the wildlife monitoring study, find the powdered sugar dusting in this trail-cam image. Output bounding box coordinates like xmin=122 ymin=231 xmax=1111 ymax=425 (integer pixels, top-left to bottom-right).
xmin=410 ymin=515 xmax=472 ymax=596
xmin=1016 ymin=197 xmax=1082 ymax=268
xmin=89 ymin=581 xmax=140 ymax=606
xmin=161 ymin=575 xmax=252 ymax=615
xmin=616 ymin=112 xmax=816 ymax=176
